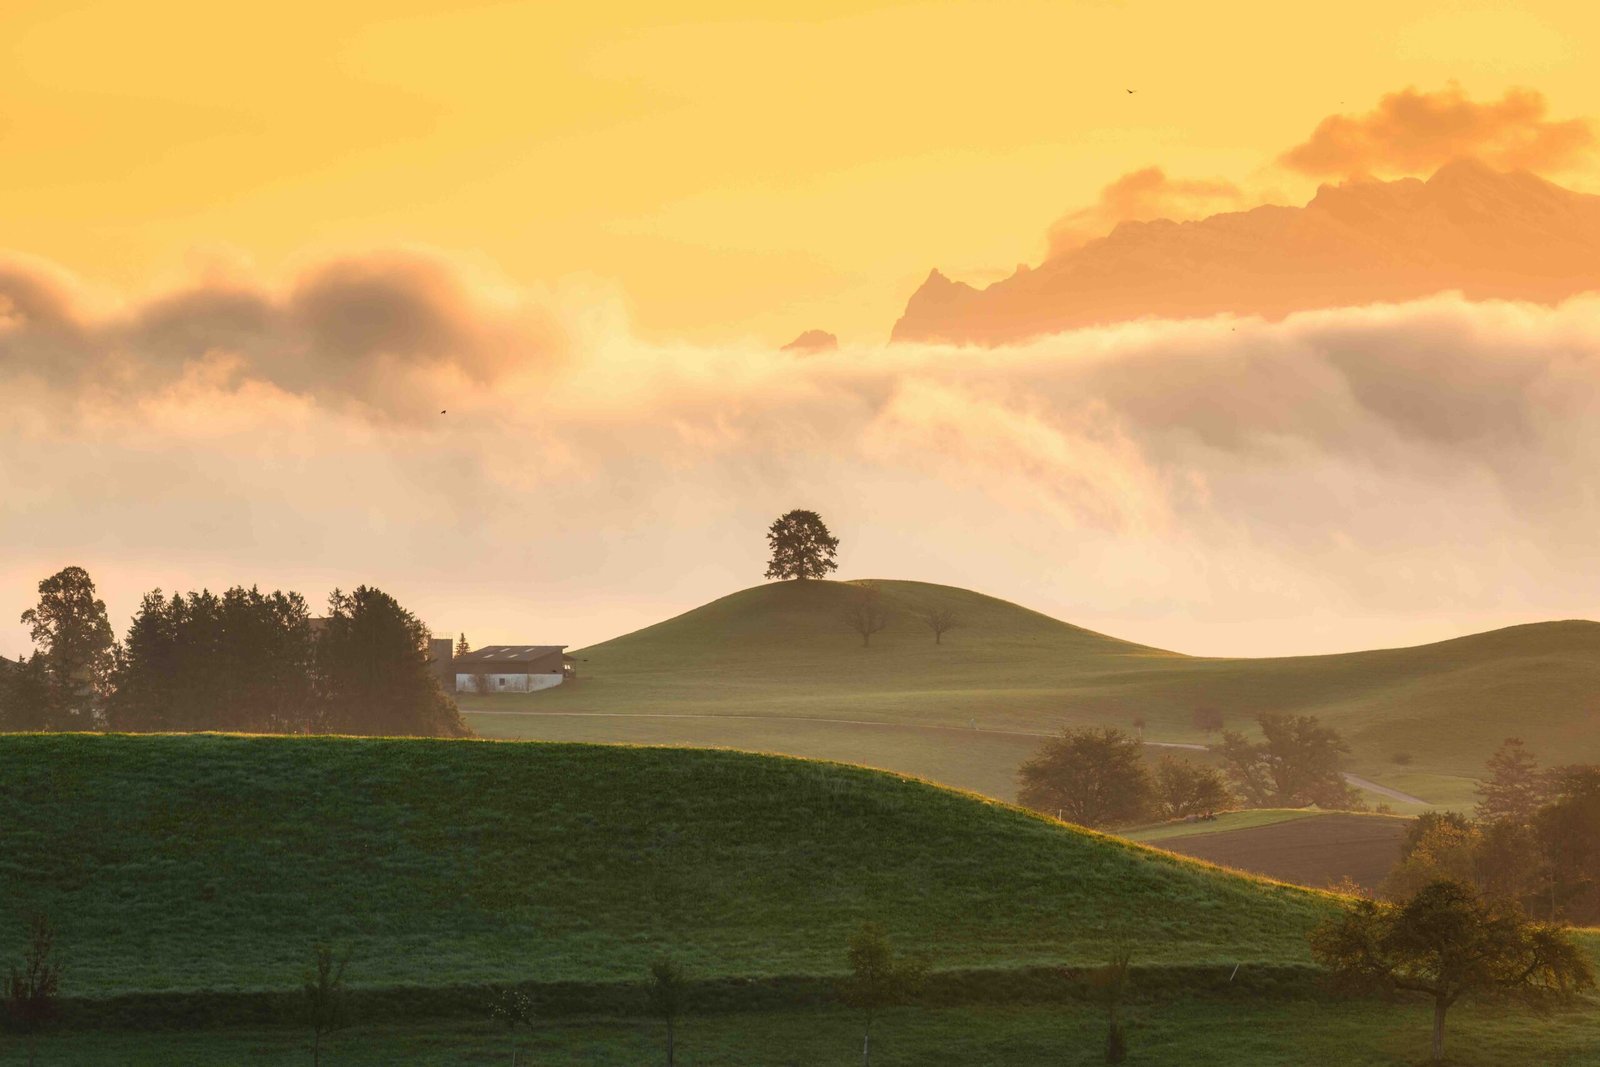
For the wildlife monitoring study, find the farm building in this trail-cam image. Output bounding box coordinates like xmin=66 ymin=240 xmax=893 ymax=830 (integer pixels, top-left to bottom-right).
xmin=454 ymin=645 xmax=573 ymax=693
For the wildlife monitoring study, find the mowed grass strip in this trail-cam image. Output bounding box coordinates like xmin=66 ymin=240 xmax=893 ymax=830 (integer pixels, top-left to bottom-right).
xmin=0 ymin=734 xmax=1328 ymax=998
xmin=465 ymin=579 xmax=1600 ymax=799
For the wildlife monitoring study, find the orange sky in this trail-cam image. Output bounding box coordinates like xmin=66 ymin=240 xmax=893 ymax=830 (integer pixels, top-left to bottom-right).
xmin=4 ymin=0 xmax=1599 ymax=344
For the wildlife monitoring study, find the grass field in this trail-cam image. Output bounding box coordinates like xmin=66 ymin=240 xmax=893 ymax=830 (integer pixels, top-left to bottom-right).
xmin=462 ymin=579 xmax=1600 ymax=809
xmin=7 ymin=998 xmax=1600 ymax=1066
xmin=0 ymin=734 xmax=1329 ymax=999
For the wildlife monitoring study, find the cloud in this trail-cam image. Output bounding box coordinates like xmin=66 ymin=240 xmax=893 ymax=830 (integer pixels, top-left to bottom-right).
xmin=1279 ymin=84 xmax=1595 ymax=180
xmin=0 ymin=250 xmax=564 ymax=419
xmin=4 ymin=251 xmax=1600 ymax=658
xmin=1047 ymin=167 xmax=1245 ymax=256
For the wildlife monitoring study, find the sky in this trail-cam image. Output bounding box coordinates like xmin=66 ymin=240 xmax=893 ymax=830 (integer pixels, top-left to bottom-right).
xmin=4 ymin=1 xmax=1600 ymax=658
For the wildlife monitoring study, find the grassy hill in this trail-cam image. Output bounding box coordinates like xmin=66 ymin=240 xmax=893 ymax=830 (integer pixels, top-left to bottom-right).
xmin=464 ymin=580 xmax=1600 ymax=807
xmin=0 ymin=734 xmax=1327 ymax=1000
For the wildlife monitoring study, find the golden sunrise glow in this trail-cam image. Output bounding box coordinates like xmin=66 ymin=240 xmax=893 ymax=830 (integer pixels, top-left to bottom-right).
xmin=5 ymin=0 xmax=1599 ymax=343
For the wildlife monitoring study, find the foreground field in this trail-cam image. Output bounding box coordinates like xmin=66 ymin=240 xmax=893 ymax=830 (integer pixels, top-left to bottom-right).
xmin=461 ymin=580 xmax=1600 ymax=808
xmin=8 ymin=998 xmax=1600 ymax=1066
xmin=0 ymin=734 xmax=1327 ymax=999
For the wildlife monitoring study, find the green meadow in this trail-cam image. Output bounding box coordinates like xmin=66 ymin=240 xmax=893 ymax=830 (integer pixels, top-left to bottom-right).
xmin=464 ymin=579 xmax=1600 ymax=809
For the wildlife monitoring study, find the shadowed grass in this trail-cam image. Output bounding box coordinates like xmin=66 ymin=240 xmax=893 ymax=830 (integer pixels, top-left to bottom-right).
xmin=0 ymin=734 xmax=1329 ymax=1000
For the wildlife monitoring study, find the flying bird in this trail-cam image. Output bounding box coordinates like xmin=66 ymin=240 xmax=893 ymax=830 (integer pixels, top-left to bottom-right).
xmin=1126 ymin=88 xmax=1136 ymax=94
xmin=440 ymin=409 xmax=447 ymax=414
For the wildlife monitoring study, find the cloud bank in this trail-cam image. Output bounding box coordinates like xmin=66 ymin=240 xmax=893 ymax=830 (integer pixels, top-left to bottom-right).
xmin=2 ymin=252 xmax=1598 ymax=658
xmin=1279 ymin=84 xmax=1594 ymax=181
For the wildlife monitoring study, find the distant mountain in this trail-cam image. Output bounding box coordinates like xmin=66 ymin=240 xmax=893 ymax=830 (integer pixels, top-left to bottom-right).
xmin=892 ymin=159 xmax=1600 ymax=344
xmin=780 ymin=328 xmax=838 ymax=353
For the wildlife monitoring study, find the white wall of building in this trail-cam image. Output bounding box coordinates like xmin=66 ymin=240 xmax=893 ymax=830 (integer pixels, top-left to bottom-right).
xmin=455 ymin=672 xmax=563 ymax=694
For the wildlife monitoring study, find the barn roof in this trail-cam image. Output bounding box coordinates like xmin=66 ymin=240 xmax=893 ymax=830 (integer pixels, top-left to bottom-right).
xmin=454 ymin=645 xmax=567 ymax=666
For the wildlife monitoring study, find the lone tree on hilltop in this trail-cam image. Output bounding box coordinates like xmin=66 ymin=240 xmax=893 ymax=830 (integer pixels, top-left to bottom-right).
xmin=843 ymin=587 xmax=890 ymax=648
xmin=5 ymin=914 xmax=62 ymax=1067
xmin=764 ymin=510 xmax=839 ymax=581
xmin=839 ymin=922 xmax=925 ymax=1067
xmin=1311 ymin=880 xmax=1593 ymax=1065
xmin=920 ymin=607 xmax=960 ymax=644
xmin=1017 ymin=727 xmax=1154 ymax=829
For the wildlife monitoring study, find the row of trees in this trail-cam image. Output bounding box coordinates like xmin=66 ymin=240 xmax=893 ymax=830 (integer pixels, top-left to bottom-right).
xmin=1382 ymin=739 xmax=1600 ymax=924
xmin=1016 ymin=712 xmax=1356 ymax=830
xmin=0 ymin=568 xmax=467 ymax=737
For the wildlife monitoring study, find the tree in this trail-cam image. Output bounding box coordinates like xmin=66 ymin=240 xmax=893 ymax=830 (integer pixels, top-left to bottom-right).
xmin=1152 ymin=757 xmax=1233 ymax=819
xmin=1192 ymin=707 xmax=1225 ymax=734
xmin=1476 ymin=739 xmax=1547 ymax=826
xmin=1218 ymin=713 xmax=1359 ymax=809
xmin=1384 ymin=813 xmax=1483 ymax=901
xmin=919 ymin=607 xmax=960 ymax=645
xmin=455 ymin=634 xmax=471 ymax=658
xmin=0 ymin=654 xmax=54 ymax=733
xmin=1017 ymin=728 xmax=1154 ymax=829
xmin=1130 ymin=715 xmax=1146 ymax=740
xmin=646 ymin=957 xmax=688 ymax=1066
xmin=837 ymin=923 xmax=925 ymax=1067
xmin=303 ymin=943 xmax=351 ymax=1067
xmin=1533 ymin=766 xmax=1600 ymax=923
xmin=764 ymin=510 xmax=839 ymax=581
xmin=4 ymin=915 xmax=62 ymax=1067
xmin=842 ymin=587 xmax=890 ymax=648
xmin=488 ymin=987 xmax=534 ymax=1066
xmin=315 ymin=586 xmax=471 ymax=737
xmin=19 ymin=566 xmax=114 ymax=728
xmin=1310 ymin=880 xmax=1593 ymax=1064
xmin=1088 ymin=942 xmax=1133 ymax=1064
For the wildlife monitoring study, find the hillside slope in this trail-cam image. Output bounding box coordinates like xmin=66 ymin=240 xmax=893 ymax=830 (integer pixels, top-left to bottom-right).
xmin=0 ymin=734 xmax=1327 ymax=998
xmin=469 ymin=580 xmax=1600 ymax=802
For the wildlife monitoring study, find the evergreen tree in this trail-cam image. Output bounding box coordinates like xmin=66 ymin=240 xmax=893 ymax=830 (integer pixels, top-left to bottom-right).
xmin=455 ymin=633 xmax=471 ymax=658
xmin=315 ymin=586 xmax=470 ymax=737
xmin=764 ymin=510 xmax=840 ymax=581
xmin=1476 ymin=738 xmax=1547 ymax=826
xmin=0 ymin=654 xmax=54 ymax=732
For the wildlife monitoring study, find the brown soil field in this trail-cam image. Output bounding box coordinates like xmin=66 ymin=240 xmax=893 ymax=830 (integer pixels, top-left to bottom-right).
xmin=1156 ymin=813 xmax=1410 ymax=893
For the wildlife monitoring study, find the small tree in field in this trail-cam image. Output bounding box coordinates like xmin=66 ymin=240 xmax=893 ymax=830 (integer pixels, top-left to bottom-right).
xmin=1153 ymin=757 xmax=1233 ymax=819
xmin=5 ymin=915 xmax=62 ymax=1067
xmin=919 ymin=607 xmax=960 ymax=644
xmin=764 ymin=510 xmax=840 ymax=581
xmin=842 ymin=588 xmax=890 ymax=648
xmin=1017 ymin=728 xmax=1154 ymax=829
xmin=647 ymin=957 xmax=689 ymax=1066
xmin=488 ymin=988 xmax=534 ymax=1066
xmin=1192 ymin=707 xmax=1224 ymax=734
xmin=303 ymin=943 xmax=351 ymax=1066
xmin=1310 ymin=880 xmax=1593 ymax=1065
xmin=838 ymin=923 xmax=925 ymax=1067
xmin=1088 ymin=942 xmax=1133 ymax=1064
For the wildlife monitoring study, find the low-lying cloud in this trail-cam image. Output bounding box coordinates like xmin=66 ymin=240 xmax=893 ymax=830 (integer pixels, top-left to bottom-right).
xmin=3 ymin=252 xmax=1598 ymax=658
xmin=1279 ymin=84 xmax=1594 ymax=181
xmin=1047 ymin=167 xmax=1246 ymax=256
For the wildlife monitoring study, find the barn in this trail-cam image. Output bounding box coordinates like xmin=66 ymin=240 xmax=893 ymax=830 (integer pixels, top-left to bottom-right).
xmin=453 ymin=645 xmax=572 ymax=693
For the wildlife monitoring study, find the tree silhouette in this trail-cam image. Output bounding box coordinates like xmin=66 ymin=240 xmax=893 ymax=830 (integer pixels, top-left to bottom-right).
xmin=647 ymin=957 xmax=689 ymax=1066
xmin=838 ymin=923 xmax=925 ymax=1067
xmin=1311 ymin=880 xmax=1593 ymax=1064
xmin=842 ymin=587 xmax=890 ymax=648
xmin=920 ymin=607 xmax=960 ymax=644
xmin=19 ymin=566 xmax=114 ymax=728
xmin=764 ymin=510 xmax=839 ymax=581
xmin=5 ymin=914 xmax=62 ymax=1067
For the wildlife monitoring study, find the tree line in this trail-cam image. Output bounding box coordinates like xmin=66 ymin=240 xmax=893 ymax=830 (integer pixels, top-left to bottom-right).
xmin=0 ymin=567 xmax=467 ymax=738
xmin=1016 ymin=712 xmax=1359 ymax=830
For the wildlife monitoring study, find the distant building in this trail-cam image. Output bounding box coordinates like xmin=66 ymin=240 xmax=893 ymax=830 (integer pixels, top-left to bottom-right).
xmin=454 ymin=646 xmax=573 ymax=693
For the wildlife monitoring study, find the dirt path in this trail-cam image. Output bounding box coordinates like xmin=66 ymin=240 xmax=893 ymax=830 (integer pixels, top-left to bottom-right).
xmin=466 ymin=708 xmax=1430 ymax=804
